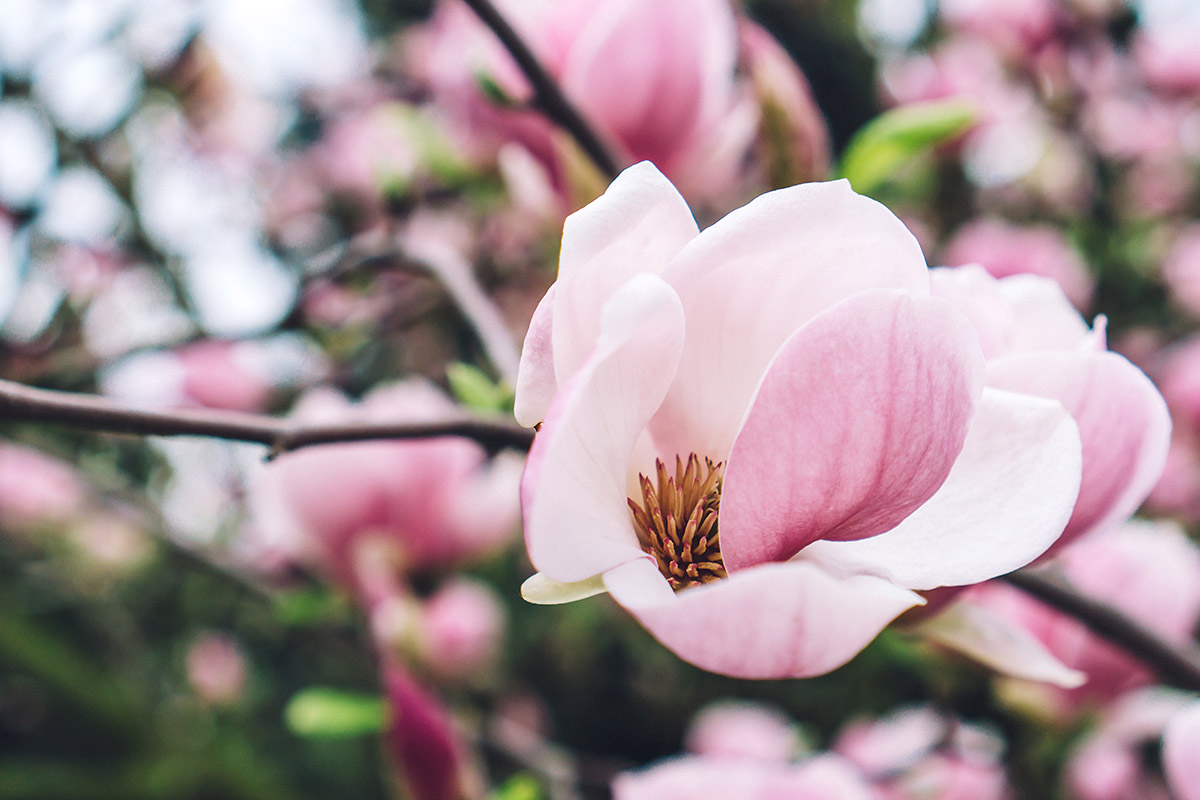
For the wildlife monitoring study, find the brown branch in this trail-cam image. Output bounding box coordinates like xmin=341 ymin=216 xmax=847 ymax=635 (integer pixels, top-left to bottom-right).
xmin=1004 ymin=568 xmax=1200 ymax=692
xmin=458 ymin=0 xmax=624 ymax=181
xmin=0 ymin=378 xmax=534 ymax=459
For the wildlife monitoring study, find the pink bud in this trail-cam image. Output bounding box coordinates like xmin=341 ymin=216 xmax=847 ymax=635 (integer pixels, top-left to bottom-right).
xmin=186 ymin=632 xmax=248 ymax=706
xmin=418 ymin=579 xmax=505 ymax=681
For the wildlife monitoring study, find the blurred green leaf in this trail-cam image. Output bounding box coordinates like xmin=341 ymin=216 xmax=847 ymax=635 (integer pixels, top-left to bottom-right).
xmin=487 ymin=773 xmax=544 ymax=800
xmin=447 ymin=362 xmax=514 ymax=412
xmin=837 ymin=100 xmax=977 ymax=195
xmin=284 ymin=688 xmax=387 ymax=738
xmin=272 ymin=586 xmax=351 ymax=627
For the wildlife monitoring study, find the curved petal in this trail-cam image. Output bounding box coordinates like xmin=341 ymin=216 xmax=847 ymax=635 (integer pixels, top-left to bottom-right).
xmin=653 ymin=180 xmax=930 ymax=460
xmin=803 ymin=389 xmax=1082 ymax=590
xmin=552 ymin=162 xmax=697 ymax=383
xmin=909 ymin=599 xmax=1086 ymax=688
xmin=720 ymin=291 xmax=984 ymax=570
xmin=1164 ymin=701 xmax=1200 ymax=800
xmin=523 ymin=274 xmax=686 ymax=582
xmin=514 ymin=283 xmax=557 ymax=427
xmin=987 ymin=351 xmax=1171 ymax=554
xmin=605 ymin=559 xmax=922 ymax=679
xmin=520 ymin=571 xmax=608 ymax=605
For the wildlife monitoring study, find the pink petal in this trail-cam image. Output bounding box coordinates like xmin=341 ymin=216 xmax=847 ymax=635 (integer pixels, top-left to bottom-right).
xmin=803 ymin=389 xmax=1082 ymax=590
xmin=523 ymin=274 xmax=686 ymax=582
xmin=653 ymin=179 xmax=930 ymax=460
xmin=612 ymin=754 xmax=875 ymax=800
xmin=720 ymin=291 xmax=983 ymax=570
xmin=605 ymin=559 xmax=922 ymax=679
xmin=552 ymin=162 xmax=697 ymax=383
xmin=987 ymin=351 xmax=1170 ymax=554
xmin=514 ymin=283 xmax=557 ymax=427
xmin=909 ymin=599 xmax=1086 ymax=688
xmin=1164 ymin=701 xmax=1200 ymax=800
xmin=930 ymin=265 xmax=1093 ymax=359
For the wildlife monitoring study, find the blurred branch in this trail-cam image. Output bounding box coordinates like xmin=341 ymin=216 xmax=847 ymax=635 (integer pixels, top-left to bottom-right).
xmin=0 ymin=378 xmax=534 ymax=458
xmin=1004 ymin=568 xmax=1200 ymax=692
xmin=459 ymin=0 xmax=624 ymax=180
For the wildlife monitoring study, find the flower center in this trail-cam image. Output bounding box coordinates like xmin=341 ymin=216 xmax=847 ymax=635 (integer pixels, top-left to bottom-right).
xmin=627 ymin=454 xmax=727 ymax=592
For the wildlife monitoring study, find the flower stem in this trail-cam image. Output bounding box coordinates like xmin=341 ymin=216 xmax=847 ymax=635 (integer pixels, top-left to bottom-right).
xmin=458 ymin=0 xmax=625 ymax=180
xmin=1004 ymin=568 xmax=1200 ymax=692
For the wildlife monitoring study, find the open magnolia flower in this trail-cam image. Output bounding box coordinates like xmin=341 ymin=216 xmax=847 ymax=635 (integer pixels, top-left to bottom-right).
xmin=516 ymin=162 xmax=1083 ymax=679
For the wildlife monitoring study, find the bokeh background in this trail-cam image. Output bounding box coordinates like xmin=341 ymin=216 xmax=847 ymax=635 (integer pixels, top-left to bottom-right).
xmin=2 ymin=0 xmax=1200 ymax=798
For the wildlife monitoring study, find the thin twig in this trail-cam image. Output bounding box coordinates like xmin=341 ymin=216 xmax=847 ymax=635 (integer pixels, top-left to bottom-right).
xmin=1003 ymin=568 xmax=1200 ymax=692
xmin=0 ymin=379 xmax=534 ymax=459
xmin=458 ymin=0 xmax=624 ymax=180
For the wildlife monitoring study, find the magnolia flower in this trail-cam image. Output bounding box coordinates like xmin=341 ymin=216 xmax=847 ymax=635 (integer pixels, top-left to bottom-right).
xmin=516 ymin=162 xmax=1083 ymax=678
xmin=410 ymin=0 xmax=827 ymax=208
xmin=248 ymin=380 xmax=523 ymax=591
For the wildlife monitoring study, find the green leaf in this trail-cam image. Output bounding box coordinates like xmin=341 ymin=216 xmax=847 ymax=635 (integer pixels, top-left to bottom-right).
xmin=447 ymin=362 xmax=514 ymax=412
xmin=837 ymin=100 xmax=977 ymax=195
xmin=488 ymin=773 xmax=544 ymax=800
xmin=284 ymin=688 xmax=388 ymax=738
xmin=475 ymin=71 xmax=520 ymax=108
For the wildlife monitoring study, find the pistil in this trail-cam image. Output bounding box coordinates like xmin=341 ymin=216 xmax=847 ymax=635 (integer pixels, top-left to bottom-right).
xmin=627 ymin=454 xmax=727 ymax=591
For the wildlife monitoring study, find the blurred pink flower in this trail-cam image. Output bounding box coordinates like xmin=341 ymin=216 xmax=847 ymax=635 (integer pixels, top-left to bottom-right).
xmin=930 ymin=265 xmax=1169 ymax=556
xmin=185 ymin=631 xmax=248 ymax=706
xmin=612 ymin=754 xmax=875 ymax=800
xmin=1065 ymin=687 xmax=1193 ymax=800
xmin=0 ymin=444 xmax=87 ymax=531
xmin=518 ymin=163 xmax=1082 ymax=678
xmin=410 ymin=0 xmax=826 ymax=207
xmin=835 ymin=707 xmax=1012 ymax=800
xmin=938 ymin=0 xmax=1057 ymax=57
xmin=417 ymin=578 xmax=506 ymax=681
xmin=249 ymin=380 xmax=523 ymax=592
xmin=177 ymin=340 xmax=273 ymax=412
xmin=1145 ymin=433 xmax=1200 ymax=521
xmin=1164 ymin=700 xmax=1200 ymax=800
xmin=685 ymin=701 xmax=800 ymax=764
xmin=1134 ymin=27 xmax=1200 ymax=95
xmin=967 ymin=520 xmax=1200 ymax=712
xmin=940 ymin=219 xmax=1094 ymax=310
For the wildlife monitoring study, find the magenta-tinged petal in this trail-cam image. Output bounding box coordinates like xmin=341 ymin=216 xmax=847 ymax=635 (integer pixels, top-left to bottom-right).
xmin=1164 ymin=701 xmax=1200 ymax=800
xmin=720 ymin=291 xmax=983 ymax=571
xmin=612 ymin=754 xmax=875 ymax=800
xmin=986 ymin=351 xmax=1170 ymax=554
xmin=514 ymin=283 xmax=557 ymax=427
xmin=552 ymin=162 xmax=697 ymax=383
xmin=605 ymin=560 xmax=922 ymax=679
xmin=653 ymin=179 xmax=930 ymax=460
xmin=523 ymin=274 xmax=686 ymax=583
xmin=802 ymin=389 xmax=1081 ymax=590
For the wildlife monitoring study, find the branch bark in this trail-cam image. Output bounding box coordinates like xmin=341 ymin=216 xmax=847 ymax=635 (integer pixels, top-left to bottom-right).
xmin=0 ymin=378 xmax=534 ymax=459
xmin=458 ymin=0 xmax=624 ymax=181
xmin=1003 ymin=568 xmax=1200 ymax=692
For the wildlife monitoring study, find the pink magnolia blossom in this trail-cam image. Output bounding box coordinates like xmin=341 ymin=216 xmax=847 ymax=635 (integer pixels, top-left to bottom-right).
xmin=248 ymin=380 xmax=523 ymax=592
xmin=1065 ymin=687 xmax=1194 ymax=800
xmin=410 ymin=0 xmax=826 ymax=207
xmin=928 ymin=265 xmax=1169 ymax=556
xmin=835 ymin=706 xmax=1012 ymax=800
xmin=517 ymin=162 xmax=1083 ymax=679
xmin=612 ymin=754 xmax=875 ymax=800
xmin=1164 ymin=700 xmax=1200 ymax=800
xmin=955 ymin=520 xmax=1200 ymax=713
xmin=940 ymin=219 xmax=1094 ymax=310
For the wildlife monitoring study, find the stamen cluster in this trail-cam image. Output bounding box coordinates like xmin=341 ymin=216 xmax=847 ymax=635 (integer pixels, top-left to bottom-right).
xmin=627 ymin=454 xmax=727 ymax=591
